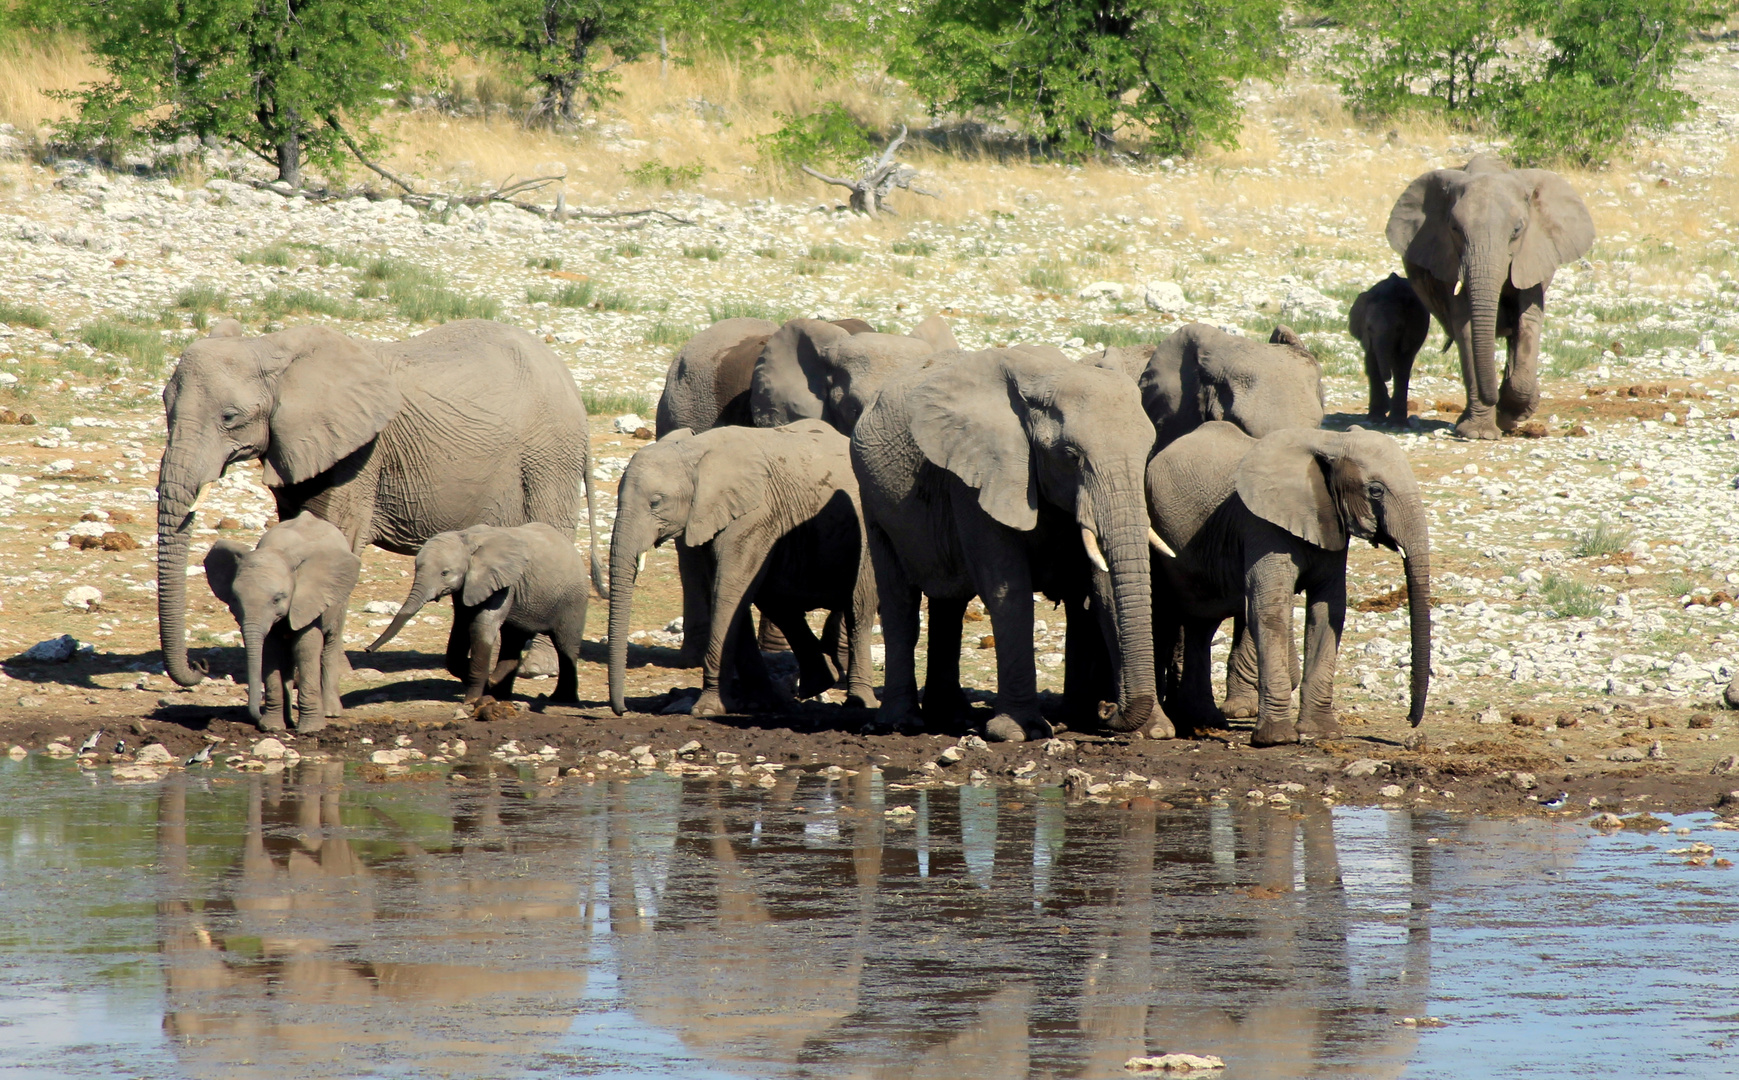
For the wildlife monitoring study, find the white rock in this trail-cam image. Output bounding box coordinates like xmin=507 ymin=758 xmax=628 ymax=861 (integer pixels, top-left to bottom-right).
xmin=1144 ymin=281 xmax=1188 ymax=313
xmin=20 ymin=635 xmax=79 ymax=662
xmin=361 ymin=600 xmax=401 ymax=615
xmin=253 ymin=738 xmax=288 ymax=760
xmin=134 ymin=744 xmax=173 ymax=765
xmin=1076 ymin=281 xmax=1125 ymax=300
xmin=63 ymin=586 xmax=102 ymax=610
xmin=1378 ymin=784 xmax=1406 ymax=798
xmin=1342 ymin=758 xmax=1386 ymax=777
xmin=1124 ymin=1053 xmax=1225 ymax=1072
xmin=1280 ymin=284 xmax=1338 ymax=320
xmin=1476 ymin=706 xmax=1505 ymax=725
xmin=613 ymin=413 xmax=646 ymax=434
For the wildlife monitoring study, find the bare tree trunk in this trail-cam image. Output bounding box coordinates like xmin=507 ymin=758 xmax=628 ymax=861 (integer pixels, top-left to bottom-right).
xmin=659 ymin=27 xmax=669 ymax=81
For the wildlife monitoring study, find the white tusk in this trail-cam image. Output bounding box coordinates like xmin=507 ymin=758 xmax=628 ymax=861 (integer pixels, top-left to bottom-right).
xmin=1080 ymin=526 xmax=1109 ymax=573
xmin=188 ymin=483 xmax=211 ymax=514
xmin=636 ymin=551 xmax=646 ymax=574
xmin=1148 ymin=527 xmax=1175 ymax=557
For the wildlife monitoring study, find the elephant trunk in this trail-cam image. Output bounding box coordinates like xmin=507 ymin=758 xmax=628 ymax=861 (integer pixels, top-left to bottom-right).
xmin=157 ymin=446 xmax=219 ymax=686
xmin=367 ymin=586 xmax=428 ymax=651
xmin=243 ymin=618 xmax=268 ymax=722
xmin=1394 ymin=504 xmax=1433 ymax=727
xmin=1464 ymin=252 xmax=1503 ymax=409
xmin=607 ymin=524 xmax=648 ymax=716
xmin=1093 ymin=482 xmax=1158 ymax=733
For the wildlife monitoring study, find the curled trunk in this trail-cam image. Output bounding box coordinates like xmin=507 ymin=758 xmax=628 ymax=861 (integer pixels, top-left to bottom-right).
xmin=607 ymin=542 xmax=640 ymax=715
xmin=367 ymin=587 xmax=428 ymax=651
xmin=1092 ymin=483 xmax=1159 ymax=733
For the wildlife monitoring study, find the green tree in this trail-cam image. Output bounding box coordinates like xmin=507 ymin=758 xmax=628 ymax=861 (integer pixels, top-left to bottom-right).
xmin=1328 ymin=0 xmax=1518 ymax=118
xmin=34 ymin=0 xmax=446 ymax=188
xmin=1500 ymin=0 xmax=1730 ymax=166
xmin=893 ymin=0 xmax=1287 ymax=158
xmin=478 ymin=0 xmax=666 ymax=125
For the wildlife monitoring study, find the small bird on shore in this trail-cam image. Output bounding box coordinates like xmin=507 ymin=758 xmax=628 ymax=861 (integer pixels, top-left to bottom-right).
xmin=113 ymin=740 xmax=126 ymax=756
xmin=186 ymin=744 xmax=212 ymax=766
xmin=78 ymin=731 xmax=102 ymax=755
xmin=1541 ymin=792 xmax=1569 ymax=810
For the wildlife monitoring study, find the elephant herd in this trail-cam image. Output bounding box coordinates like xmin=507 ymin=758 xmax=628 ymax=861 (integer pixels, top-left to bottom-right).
xmin=161 ymin=154 xmax=1594 ymax=747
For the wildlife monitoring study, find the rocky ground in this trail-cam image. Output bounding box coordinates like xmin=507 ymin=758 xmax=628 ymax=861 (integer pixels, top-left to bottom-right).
xmin=2 ymin=37 xmax=1739 ymax=819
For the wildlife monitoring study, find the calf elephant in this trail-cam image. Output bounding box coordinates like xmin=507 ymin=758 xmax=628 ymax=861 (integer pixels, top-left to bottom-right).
xmin=853 ymin=347 xmax=1165 ymax=742
xmin=1387 ymin=154 xmax=1594 ymax=439
xmin=158 ymin=319 xmax=598 ymax=687
xmin=607 ymin=421 xmax=879 ymax=718
xmin=367 ymin=523 xmax=591 ymax=704
xmin=205 ymin=512 xmax=361 ymax=732
xmin=1147 ymin=422 xmax=1432 ymax=746
xmin=1349 ymin=273 xmax=1432 ymax=427
xmin=750 ymin=314 xmax=959 ymax=434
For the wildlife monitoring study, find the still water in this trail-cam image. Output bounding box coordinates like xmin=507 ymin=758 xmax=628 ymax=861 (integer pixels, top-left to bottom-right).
xmin=0 ymin=757 xmax=1734 ymax=1079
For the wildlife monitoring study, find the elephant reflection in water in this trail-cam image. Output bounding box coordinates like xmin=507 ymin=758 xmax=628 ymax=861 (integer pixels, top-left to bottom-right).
xmin=155 ymin=768 xmax=596 ymax=1079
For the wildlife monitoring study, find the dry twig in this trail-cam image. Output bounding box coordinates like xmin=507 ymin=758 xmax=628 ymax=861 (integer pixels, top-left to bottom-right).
xmin=800 ymin=125 xmax=938 ymax=217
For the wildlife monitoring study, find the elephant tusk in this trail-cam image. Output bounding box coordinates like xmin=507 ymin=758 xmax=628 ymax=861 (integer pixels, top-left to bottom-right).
xmin=1148 ymin=528 xmax=1175 ymax=557
xmin=189 ymin=483 xmax=211 ymax=514
xmin=637 ymin=551 xmax=646 ymax=574
xmin=1080 ymin=526 xmax=1109 ymax=573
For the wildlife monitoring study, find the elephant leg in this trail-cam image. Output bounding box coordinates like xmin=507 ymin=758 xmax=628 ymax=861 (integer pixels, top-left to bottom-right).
xmin=763 ymin=605 xmax=834 ymax=698
xmin=757 ymin=616 xmax=792 ymax=654
xmin=318 ymin=609 xmax=346 ymax=721
xmin=1062 ymin=594 xmax=1114 ymax=729
xmin=867 ymin=525 xmax=923 ymax=729
xmin=695 ymin=552 xmax=773 ymax=717
xmin=445 ymin=602 xmax=475 ymax=682
xmin=1221 ymin=614 xmax=1259 ymax=718
xmin=842 ymin=567 xmax=880 ymax=712
xmin=487 ymin=625 xmax=534 ymax=700
xmin=1247 ymin=551 xmax=1303 ymax=747
xmin=1388 ymin=333 xmax=1417 ymax=429
xmin=958 ymin=506 xmax=1047 ymax=743
xmin=820 ymin=608 xmax=848 ymax=685
xmin=291 ymin=628 xmax=326 ymax=733
xmin=1172 ymin=617 xmax=1225 ymax=735
xmin=922 ymin=594 xmax=970 ymax=727
xmin=1363 ymin=344 xmax=1390 ymax=423
xmin=463 ymin=598 xmax=508 ymax=704
xmin=519 ymin=634 xmax=559 ymax=678
xmin=1296 ymin=574 xmax=1346 ymax=739
xmin=550 ymin=614 xmax=586 ymax=704
xmin=675 ymin=542 xmax=713 ymax=667
xmin=1498 ymin=287 xmax=1545 ymax=430
xmin=1412 ymin=268 xmax=1498 ymax=441
xmin=259 ymin=631 xmax=290 ymax=732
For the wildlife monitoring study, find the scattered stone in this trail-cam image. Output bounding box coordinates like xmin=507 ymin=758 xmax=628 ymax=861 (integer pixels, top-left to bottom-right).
xmin=62 ymin=586 xmax=102 ymax=610
xmin=133 ymin=743 xmax=173 ymax=765
xmin=1511 ymin=771 xmax=1537 ymax=790
xmin=1076 ymin=281 xmax=1125 ymax=301
xmin=960 ymin=735 xmax=990 ymax=752
xmin=1378 ymin=784 xmax=1405 ymax=798
xmin=1143 ymin=281 xmax=1188 ymax=313
xmin=1396 ymin=1017 xmax=1448 ymax=1029
xmin=6 ymin=746 xmax=24 ymax=759
xmin=1590 ymin=812 xmax=1625 ymax=829
xmin=714 ymin=751 xmax=739 ymax=764
xmin=253 ymin=738 xmax=288 ymax=760
xmin=1648 ymin=739 xmax=1666 ymax=760
xmin=1476 ymin=707 xmax=1504 ymax=725
xmin=1712 ymin=754 xmax=1739 ymax=775
xmin=1343 ymin=758 xmax=1387 ymax=778
xmin=1689 ymin=714 xmax=1714 ymax=729
xmin=677 ymin=740 xmax=702 ymax=755
xmin=44 ymin=740 xmax=72 ymax=757
xmin=884 ymin=804 xmax=917 ymax=817
xmin=1124 ymin=1054 xmax=1225 ymax=1073
xmin=1608 ymin=747 xmax=1645 ymax=762
xmin=20 ymin=635 xmax=78 ymax=662
xmin=939 ymin=746 xmax=964 ymax=764
xmin=18 ymin=695 xmax=46 ymax=708
xmin=612 ymin=414 xmax=646 ymax=434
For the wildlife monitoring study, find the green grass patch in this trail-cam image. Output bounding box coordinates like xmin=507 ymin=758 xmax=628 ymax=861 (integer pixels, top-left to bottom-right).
xmin=1572 ymin=520 xmax=1632 ymax=558
xmin=625 ymin=160 xmax=704 ymax=188
xmin=795 ymin=259 xmax=827 ymax=276
xmin=706 ymin=300 xmax=793 ymax=324
xmin=289 ymin=242 xmax=363 ymax=268
xmin=894 ymin=259 xmax=918 ymax=278
xmin=1539 ymin=574 xmax=1602 ymax=619
xmin=752 ymin=246 xmax=779 ymax=258
xmin=593 ymin=288 xmax=664 ymax=314
xmin=236 ymin=244 xmax=294 ymax=267
xmin=613 ymin=241 xmax=643 ymax=258
xmin=388 ymin=283 xmax=501 ymax=323
xmin=357 ymin=256 xmax=442 ymax=293
xmin=682 ymin=243 xmax=724 ymax=261
xmin=806 ymin=243 xmax=862 ymax=264
xmin=257 ymin=288 xmax=362 ymax=320
xmin=80 ymin=318 xmax=169 ymax=368
xmin=891 ymin=240 xmax=935 ymax=256
xmin=0 ymin=300 xmax=52 ymax=329
xmin=1086 ymin=237 xmax=1125 ymax=254
xmin=527 ymin=281 xmax=595 ymax=307
xmin=1024 ymin=260 xmax=1071 ymax=292
xmin=582 ymin=389 xmax=653 ymax=416
xmin=174 ymin=283 xmax=229 ymax=313
xmin=525 ymin=255 xmax=563 ymax=270
xmin=644 ymin=321 xmax=697 ymax=346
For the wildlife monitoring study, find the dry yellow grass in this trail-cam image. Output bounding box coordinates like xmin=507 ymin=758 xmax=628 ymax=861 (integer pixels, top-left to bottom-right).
xmin=0 ymin=32 xmax=101 ymax=134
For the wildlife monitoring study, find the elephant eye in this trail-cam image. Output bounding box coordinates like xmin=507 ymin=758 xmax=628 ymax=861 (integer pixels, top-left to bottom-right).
xmin=1062 ymin=446 xmax=1083 ymax=465
xmin=1511 ymin=220 xmax=1525 ymax=239
xmin=273 ymin=591 xmax=288 ymax=604
xmin=649 ymin=493 xmax=665 ymax=507
xmin=1367 ymin=484 xmax=1384 ymax=501
xmin=220 ymin=407 xmax=243 ymax=427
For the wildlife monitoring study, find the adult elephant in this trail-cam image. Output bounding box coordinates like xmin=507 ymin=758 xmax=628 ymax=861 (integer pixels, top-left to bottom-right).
xmin=655 ymin=316 xmax=875 ymax=437
xmin=1147 ymin=422 xmax=1431 ymax=745
xmin=1086 ymin=322 xmax=1324 ymax=451
xmin=853 ymin=347 xmax=1166 ymax=742
xmin=157 ymin=319 xmax=597 ymax=687
xmin=750 ymin=314 xmax=959 ymax=434
xmin=1387 ymin=154 xmax=1594 ymax=440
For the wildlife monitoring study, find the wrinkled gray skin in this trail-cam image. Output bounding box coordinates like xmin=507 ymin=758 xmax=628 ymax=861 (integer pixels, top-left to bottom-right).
xmin=853 ymin=348 xmax=1163 ymax=743
xmin=1088 ymin=321 xmax=1325 ymax=721
xmin=1087 ymin=322 xmax=1325 ymax=451
xmin=1387 ymin=154 xmax=1594 ymax=440
xmin=1147 ymin=422 xmax=1432 ymax=746
xmin=158 ymin=319 xmax=599 ymax=688
xmin=608 ymin=421 xmax=879 ymax=719
xmin=750 ymin=314 xmax=960 ymax=434
xmin=1348 ymin=273 xmax=1432 ymax=427
xmin=205 ymin=512 xmax=361 ymax=732
xmin=367 ymin=523 xmax=591 ymax=703
xmin=656 ymin=315 xmax=874 ymax=662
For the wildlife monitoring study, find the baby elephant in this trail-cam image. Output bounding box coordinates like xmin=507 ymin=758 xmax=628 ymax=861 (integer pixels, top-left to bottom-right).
xmin=1148 ymin=422 xmax=1432 ymax=746
xmin=1348 ymin=273 xmax=1431 ymax=427
xmin=205 ymin=512 xmax=362 ymax=732
xmin=367 ymin=523 xmax=590 ymax=704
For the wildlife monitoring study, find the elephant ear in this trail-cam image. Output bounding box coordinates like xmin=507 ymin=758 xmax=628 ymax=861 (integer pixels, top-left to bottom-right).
xmin=263 ymin=326 xmax=403 ymax=487
xmin=684 ymin=439 xmax=768 ymax=546
xmin=1236 ymin=429 xmax=1346 ymax=551
xmin=1386 ymin=170 xmax=1463 ymax=285
xmin=461 ymin=529 xmax=531 ymax=607
xmin=288 ymin=543 xmax=361 ymax=632
xmin=203 ymin=539 xmax=252 ymax=609
xmin=206 ymin=318 xmax=245 ymax=339
xmin=1512 ymin=170 xmax=1595 ymax=290
xmin=1348 ymin=289 xmax=1370 ymax=339
xmin=908 ymin=314 xmax=959 ymax=352
xmin=830 ymin=318 xmax=875 ymax=334
xmin=908 ymin=351 xmax=1037 ymax=531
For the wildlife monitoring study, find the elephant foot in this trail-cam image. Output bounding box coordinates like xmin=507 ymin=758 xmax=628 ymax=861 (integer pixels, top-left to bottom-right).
xmin=985 ymin=712 xmax=1052 ymax=744
xmin=1454 ymin=413 xmax=1502 ymax=441
xmin=1220 ymin=694 xmax=1258 ymax=720
xmin=257 ymin=715 xmax=287 ymax=732
xmin=295 ymin=716 xmax=328 ymax=734
xmin=1098 ymin=694 xmax=1159 ymax=735
xmin=1138 ymin=702 xmax=1177 ymax=741
xmin=1250 ymin=718 xmax=1299 ymax=747
xmin=691 ymin=690 xmax=727 ymax=717
xmin=845 ymin=687 xmax=880 ymax=710
xmin=519 ymin=637 xmax=559 ymax=678
xmin=1297 ymin=711 xmax=1340 ymax=740
xmin=875 ymin=699 xmax=924 ymax=733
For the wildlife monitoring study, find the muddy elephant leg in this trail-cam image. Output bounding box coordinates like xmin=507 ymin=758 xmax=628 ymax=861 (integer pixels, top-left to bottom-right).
xmin=957 ymin=502 xmax=1046 ymax=743
xmin=1498 ymin=286 xmax=1545 ymax=430
xmin=843 ymin=568 xmax=879 ymax=712
xmin=259 ymin=632 xmax=290 ymax=732
xmin=319 ymin=609 xmax=347 ymax=720
xmin=1247 ymin=550 xmax=1303 ymax=747
xmin=820 ymin=608 xmax=848 ymax=684
xmin=445 ymin=602 xmax=475 ymax=682
xmin=694 ymin=551 xmax=773 ymax=717
xmin=1296 ymin=572 xmax=1346 ymax=739
xmin=1363 ymin=344 xmax=1390 ymax=424
xmin=675 ymin=541 xmax=713 ymax=667
xmin=488 ymin=625 xmax=534 ymax=700
xmin=762 ymin=605 xmax=834 ymax=698
xmin=550 ymin=620 xmax=583 ymax=704
xmin=463 ymin=596 xmax=509 ymax=703
xmin=922 ymin=594 xmax=970 ymax=727
xmin=1174 ymin=617 xmax=1226 ymax=734
xmin=291 ymin=627 xmax=326 ymax=733
xmin=1221 ymin=615 xmax=1259 ymax=718
xmin=868 ymin=525 xmax=923 ymax=729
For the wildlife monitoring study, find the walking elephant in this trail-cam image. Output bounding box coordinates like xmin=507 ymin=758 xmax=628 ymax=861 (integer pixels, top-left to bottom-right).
xmin=1147 ymin=422 xmax=1432 ymax=745
xmin=1349 ymin=273 xmax=1432 ymax=427
xmin=655 ymin=316 xmax=875 ymax=437
xmin=750 ymin=314 xmax=959 ymax=434
xmin=607 ymin=421 xmax=879 ymax=718
xmin=367 ymin=523 xmax=592 ymax=704
xmin=852 ymin=347 xmax=1166 ymax=742
xmin=204 ymin=512 xmax=361 ymax=731
xmin=1387 ymin=154 xmax=1594 ymax=439
xmin=158 ymin=319 xmax=599 ymax=687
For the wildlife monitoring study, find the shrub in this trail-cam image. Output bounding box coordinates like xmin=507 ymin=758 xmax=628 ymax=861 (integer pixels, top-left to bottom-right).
xmin=706 ymin=299 xmax=794 ymax=323
xmin=1025 ymin=260 xmax=1071 ymax=292
xmin=1540 ymin=574 xmax=1602 ymax=619
xmin=527 ymin=282 xmax=596 ymax=307
xmin=80 ymin=318 xmax=166 ymax=367
xmin=625 ymin=160 xmax=705 ymax=188
xmin=388 ymin=284 xmax=500 ymax=323
xmin=644 ymin=321 xmax=697 ymax=345
xmin=891 ymin=239 xmax=935 ymax=256
xmin=1329 ymin=0 xmax=1517 ymax=118
xmin=237 ymin=244 xmax=294 ymax=267
xmin=806 ymin=243 xmax=862 ymax=264
xmin=0 ymin=300 xmax=52 ymax=329
xmin=174 ymin=283 xmax=229 ymax=312
xmin=683 ymin=243 xmax=725 ymax=261
xmin=1572 ymin=519 xmax=1632 ymax=558
xmin=258 ymin=289 xmax=362 ymax=320
xmin=582 ymin=389 xmax=652 ymax=416
xmin=753 ymin=102 xmax=876 ymax=171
